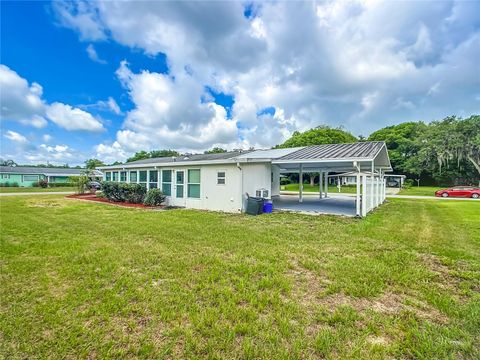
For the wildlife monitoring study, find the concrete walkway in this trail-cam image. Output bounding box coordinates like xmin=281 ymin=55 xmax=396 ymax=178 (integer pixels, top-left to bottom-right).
xmin=274 ymin=194 xmax=357 ymax=216
xmin=0 ymin=191 xmax=74 ymax=197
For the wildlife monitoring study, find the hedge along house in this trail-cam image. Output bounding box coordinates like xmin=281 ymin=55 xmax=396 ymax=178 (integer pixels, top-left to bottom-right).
xmin=0 ymin=166 xmax=103 ymax=187
xmin=98 ymin=141 xmax=392 ymax=217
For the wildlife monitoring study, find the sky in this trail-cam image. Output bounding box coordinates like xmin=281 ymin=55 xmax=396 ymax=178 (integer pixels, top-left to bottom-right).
xmin=1 ymin=0 xmax=479 ymax=166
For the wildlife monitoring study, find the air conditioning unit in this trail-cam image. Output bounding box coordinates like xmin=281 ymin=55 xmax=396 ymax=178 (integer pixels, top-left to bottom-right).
xmin=255 ymin=189 xmax=269 ymax=198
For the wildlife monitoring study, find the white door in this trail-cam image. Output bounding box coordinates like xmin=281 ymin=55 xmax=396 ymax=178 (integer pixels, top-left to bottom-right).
xmin=174 ymin=170 xmax=186 ymax=206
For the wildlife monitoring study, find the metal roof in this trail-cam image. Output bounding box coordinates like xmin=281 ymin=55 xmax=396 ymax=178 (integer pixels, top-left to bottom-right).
xmin=235 ymin=147 xmax=304 ymax=159
xmin=278 ymin=142 xmax=385 ymax=161
xmin=0 ymin=166 xmax=101 ymax=176
xmin=116 ymin=150 xmax=251 ymax=166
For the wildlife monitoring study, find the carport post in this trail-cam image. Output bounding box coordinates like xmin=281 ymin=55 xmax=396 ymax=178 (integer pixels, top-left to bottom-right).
xmin=299 ymin=164 xmax=303 ymax=203
xmin=370 ymin=161 xmax=375 ymax=210
xmin=356 ymin=172 xmax=361 ymax=216
xmin=362 ymin=174 xmax=367 ymax=216
xmin=324 ymin=171 xmax=329 ymax=198
xmin=319 ymin=171 xmax=323 ymax=199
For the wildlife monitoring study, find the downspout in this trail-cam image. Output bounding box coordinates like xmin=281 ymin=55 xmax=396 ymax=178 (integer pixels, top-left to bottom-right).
xmin=237 ymin=162 xmax=244 ymax=212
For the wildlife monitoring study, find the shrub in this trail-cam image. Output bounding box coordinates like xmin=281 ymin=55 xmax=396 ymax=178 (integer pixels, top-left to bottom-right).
xmin=38 ymin=179 xmax=49 ymax=188
xmin=11 ymin=182 xmax=19 ymax=187
xmin=95 ymin=190 xmax=104 ymax=198
xmin=101 ymin=182 xmax=146 ymax=203
xmin=124 ymin=183 xmax=147 ymax=204
xmin=143 ymin=188 xmax=166 ymax=206
xmin=1 ymin=182 xmax=11 ymax=187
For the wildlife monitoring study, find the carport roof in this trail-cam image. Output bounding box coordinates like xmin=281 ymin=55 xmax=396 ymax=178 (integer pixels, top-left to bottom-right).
xmin=277 ymin=142 xmax=385 ymax=161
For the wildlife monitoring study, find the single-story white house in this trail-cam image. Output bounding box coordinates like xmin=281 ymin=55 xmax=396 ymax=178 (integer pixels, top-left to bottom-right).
xmin=330 ymin=172 xmax=406 ymax=188
xmin=98 ymin=141 xmax=392 ymax=217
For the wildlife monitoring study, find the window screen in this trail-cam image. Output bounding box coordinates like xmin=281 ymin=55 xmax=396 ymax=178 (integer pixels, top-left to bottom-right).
xmin=188 ymin=169 xmax=200 ymax=198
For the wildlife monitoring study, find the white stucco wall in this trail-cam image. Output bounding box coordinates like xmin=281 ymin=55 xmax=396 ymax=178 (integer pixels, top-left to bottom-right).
xmin=103 ymin=161 xmax=273 ymax=213
xmin=271 ymin=165 xmax=281 ymax=196
xmin=241 ymin=163 xmax=272 ymax=210
xmin=166 ymin=164 xmax=243 ymax=212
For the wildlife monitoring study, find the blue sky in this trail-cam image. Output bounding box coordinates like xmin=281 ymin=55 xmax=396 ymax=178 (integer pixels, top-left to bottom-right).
xmin=1 ymin=1 xmax=479 ymax=165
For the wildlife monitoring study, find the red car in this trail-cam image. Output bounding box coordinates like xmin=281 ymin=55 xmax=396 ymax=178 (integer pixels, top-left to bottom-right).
xmin=435 ymin=186 xmax=480 ymax=199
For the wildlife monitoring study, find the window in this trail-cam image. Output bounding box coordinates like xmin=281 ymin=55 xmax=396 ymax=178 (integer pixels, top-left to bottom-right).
xmin=105 ymin=172 xmax=111 ymax=181
xmin=23 ymin=175 xmax=39 ymax=182
xmin=162 ymin=170 xmax=172 ymax=196
xmin=217 ymin=171 xmax=226 ymax=185
xmin=120 ymin=171 xmax=127 ymax=182
xmin=149 ymin=170 xmax=158 ymax=189
xmin=129 ymin=171 xmax=137 ymax=183
xmin=1 ymin=174 xmax=10 ymax=179
xmin=176 ymin=171 xmax=184 ymax=198
xmin=188 ymin=169 xmax=201 ymax=198
xmin=139 ymin=171 xmax=147 ymax=187
xmin=112 ymin=172 xmax=118 ymax=182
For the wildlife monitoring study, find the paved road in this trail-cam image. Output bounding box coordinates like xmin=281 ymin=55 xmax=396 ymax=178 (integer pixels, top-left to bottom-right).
xmin=280 ymin=191 xmax=478 ymax=201
xmin=387 ymin=194 xmax=478 ymax=201
xmin=0 ymin=191 xmax=74 ymax=197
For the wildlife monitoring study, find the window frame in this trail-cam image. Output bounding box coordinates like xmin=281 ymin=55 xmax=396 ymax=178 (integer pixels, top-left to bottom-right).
xmin=22 ymin=174 xmax=39 ymax=182
xmin=149 ymin=170 xmax=158 ymax=189
xmin=129 ymin=171 xmax=138 ymax=183
xmin=161 ymin=169 xmax=172 ymax=196
xmin=120 ymin=171 xmax=127 ymax=182
xmin=187 ymin=169 xmax=201 ymax=199
xmin=217 ymin=170 xmax=226 ymax=185
xmin=139 ymin=170 xmax=147 ymax=187
xmin=105 ymin=172 xmax=111 ymax=181
xmin=112 ymin=171 xmax=118 ymax=182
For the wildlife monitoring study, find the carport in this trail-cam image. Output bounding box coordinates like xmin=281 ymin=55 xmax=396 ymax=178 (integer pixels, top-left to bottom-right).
xmin=270 ymin=142 xmax=392 ymax=217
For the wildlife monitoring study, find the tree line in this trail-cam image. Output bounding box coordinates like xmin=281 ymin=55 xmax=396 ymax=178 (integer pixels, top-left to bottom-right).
xmin=2 ymin=115 xmax=478 ymax=186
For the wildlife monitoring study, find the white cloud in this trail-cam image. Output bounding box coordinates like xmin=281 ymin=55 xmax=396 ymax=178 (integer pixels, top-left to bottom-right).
xmin=86 ymin=44 xmax=107 ymax=64
xmin=24 ymin=143 xmax=76 ymax=164
xmin=0 ymin=65 xmax=47 ymax=127
xmin=46 ymin=102 xmax=104 ymax=132
xmin=111 ymin=61 xmax=237 ymax=153
xmin=1 ymin=64 xmax=104 ymax=133
xmin=53 ymin=0 xmax=480 ymax=160
xmin=52 ymin=1 xmax=106 ymax=41
xmin=106 ymin=97 xmax=121 ymax=115
xmin=4 ymin=130 xmax=28 ymax=144
xmin=42 ymin=134 xmax=53 ymax=142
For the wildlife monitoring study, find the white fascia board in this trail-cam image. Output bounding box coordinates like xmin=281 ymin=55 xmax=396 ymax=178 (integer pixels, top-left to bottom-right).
xmin=97 ymin=158 xmax=271 ymax=171
xmin=272 ymin=157 xmax=375 ymax=165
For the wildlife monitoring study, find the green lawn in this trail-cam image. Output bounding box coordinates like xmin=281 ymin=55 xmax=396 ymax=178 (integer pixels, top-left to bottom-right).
xmin=282 ymin=183 xmax=357 ymax=194
xmin=0 ymin=186 xmax=75 ymax=193
xmin=1 ymin=196 xmax=479 ymax=358
xmin=398 ymin=186 xmax=444 ymax=196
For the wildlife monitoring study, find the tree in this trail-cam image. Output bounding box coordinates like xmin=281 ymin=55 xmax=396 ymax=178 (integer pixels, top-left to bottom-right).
xmin=149 ymin=149 xmax=180 ymax=158
xmin=84 ymin=158 xmax=105 ymax=169
xmin=126 ymin=151 xmax=150 ymax=163
xmin=204 ymin=147 xmax=227 ymax=154
xmin=276 ymin=125 xmax=357 ymax=148
xmin=419 ymin=116 xmax=480 ymax=185
xmin=126 ymin=150 xmax=180 ymax=162
xmin=0 ymin=159 xmax=17 ymax=167
xmin=368 ymin=121 xmax=427 ymax=177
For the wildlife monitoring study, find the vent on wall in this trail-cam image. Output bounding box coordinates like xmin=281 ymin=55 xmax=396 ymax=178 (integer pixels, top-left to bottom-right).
xmin=256 ymin=189 xmax=269 ymax=198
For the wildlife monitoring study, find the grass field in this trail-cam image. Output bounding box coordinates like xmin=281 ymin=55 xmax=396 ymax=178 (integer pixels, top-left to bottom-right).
xmin=398 ymin=186 xmax=443 ymax=197
xmin=282 ymin=183 xmax=357 ymax=194
xmin=1 ymin=196 xmax=479 ymax=358
xmin=0 ymin=186 xmax=75 ymax=193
